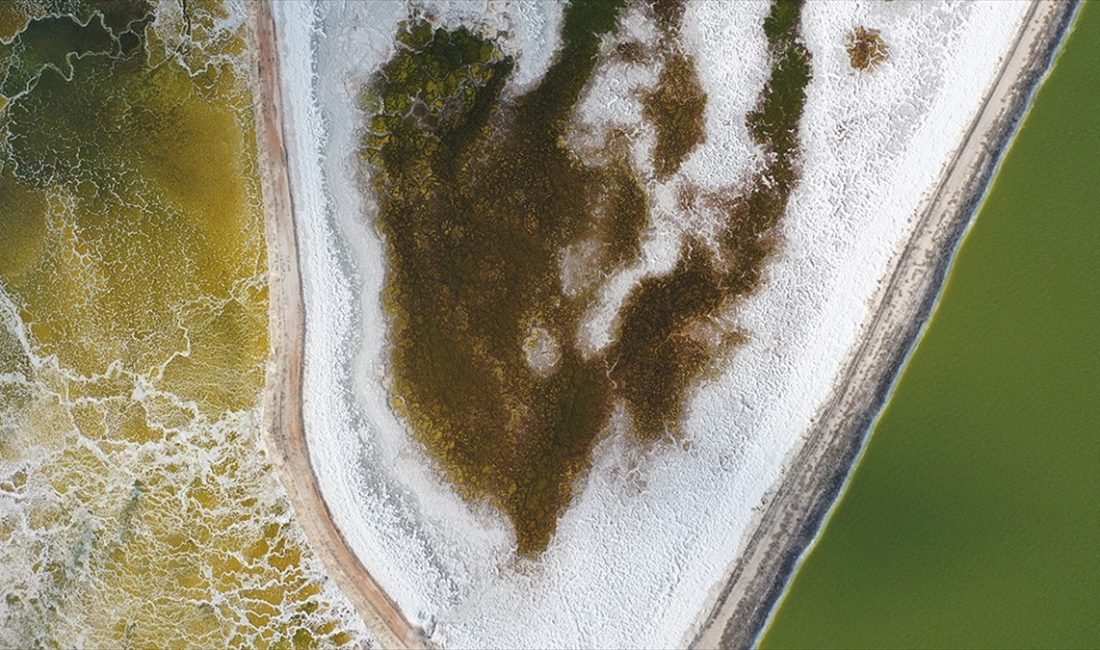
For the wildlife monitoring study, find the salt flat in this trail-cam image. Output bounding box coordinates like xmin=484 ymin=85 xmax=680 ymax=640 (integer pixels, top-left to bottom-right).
xmin=272 ymin=1 xmax=1030 ymax=646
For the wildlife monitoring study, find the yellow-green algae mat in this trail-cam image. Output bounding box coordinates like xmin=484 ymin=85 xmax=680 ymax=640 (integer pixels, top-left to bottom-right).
xmin=764 ymin=4 xmax=1099 ymax=648
xmin=0 ymin=1 xmax=361 ymax=646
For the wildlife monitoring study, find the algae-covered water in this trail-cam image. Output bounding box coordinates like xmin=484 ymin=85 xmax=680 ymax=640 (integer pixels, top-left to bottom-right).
xmin=0 ymin=1 xmax=361 ymax=646
xmin=763 ymin=4 xmax=1099 ymax=648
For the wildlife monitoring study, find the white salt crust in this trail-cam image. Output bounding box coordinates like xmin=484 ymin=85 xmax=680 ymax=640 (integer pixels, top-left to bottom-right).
xmin=275 ymin=1 xmax=1029 ymax=647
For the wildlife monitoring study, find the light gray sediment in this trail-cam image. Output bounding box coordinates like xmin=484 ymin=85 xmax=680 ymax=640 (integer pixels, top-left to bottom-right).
xmin=689 ymin=2 xmax=1080 ymax=647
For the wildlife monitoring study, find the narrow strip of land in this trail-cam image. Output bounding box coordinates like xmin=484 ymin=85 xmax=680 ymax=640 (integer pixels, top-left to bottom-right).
xmin=250 ymin=2 xmax=421 ymax=647
xmin=689 ymin=2 xmax=1078 ymax=648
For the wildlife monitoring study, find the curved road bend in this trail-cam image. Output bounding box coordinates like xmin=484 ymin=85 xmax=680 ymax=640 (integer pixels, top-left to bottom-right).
xmin=252 ymin=1 xmax=423 ymax=647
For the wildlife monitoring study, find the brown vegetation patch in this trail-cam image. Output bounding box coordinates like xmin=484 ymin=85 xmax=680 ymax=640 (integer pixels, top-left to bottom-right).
xmin=364 ymin=0 xmax=811 ymax=554
xmin=643 ymin=53 xmax=707 ymax=179
xmin=847 ymin=26 xmax=889 ymax=71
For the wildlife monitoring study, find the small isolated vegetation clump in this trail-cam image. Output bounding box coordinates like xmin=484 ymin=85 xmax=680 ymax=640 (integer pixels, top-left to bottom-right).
xmin=847 ymin=26 xmax=889 ymax=71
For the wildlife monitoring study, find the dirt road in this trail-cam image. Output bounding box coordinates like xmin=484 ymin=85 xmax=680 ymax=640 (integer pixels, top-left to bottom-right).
xmin=251 ymin=2 xmax=422 ymax=647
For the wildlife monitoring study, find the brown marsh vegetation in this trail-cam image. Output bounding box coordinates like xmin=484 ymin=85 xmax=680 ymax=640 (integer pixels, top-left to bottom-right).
xmin=362 ymin=0 xmax=811 ymax=553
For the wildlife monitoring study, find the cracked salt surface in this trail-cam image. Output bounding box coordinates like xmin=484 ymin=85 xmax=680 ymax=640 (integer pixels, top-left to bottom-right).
xmin=275 ymin=1 xmax=1029 ymax=646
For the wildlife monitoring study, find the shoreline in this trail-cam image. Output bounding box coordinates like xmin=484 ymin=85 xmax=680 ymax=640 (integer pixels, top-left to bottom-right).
xmin=689 ymin=1 xmax=1080 ymax=647
xmin=249 ymin=2 xmax=420 ymax=647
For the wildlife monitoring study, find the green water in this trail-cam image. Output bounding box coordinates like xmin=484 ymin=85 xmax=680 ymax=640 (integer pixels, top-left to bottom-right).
xmin=762 ymin=5 xmax=1100 ymax=649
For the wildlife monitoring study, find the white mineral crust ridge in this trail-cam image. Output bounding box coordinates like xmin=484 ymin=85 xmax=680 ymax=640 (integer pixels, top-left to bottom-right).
xmin=273 ymin=1 xmax=1030 ymax=647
